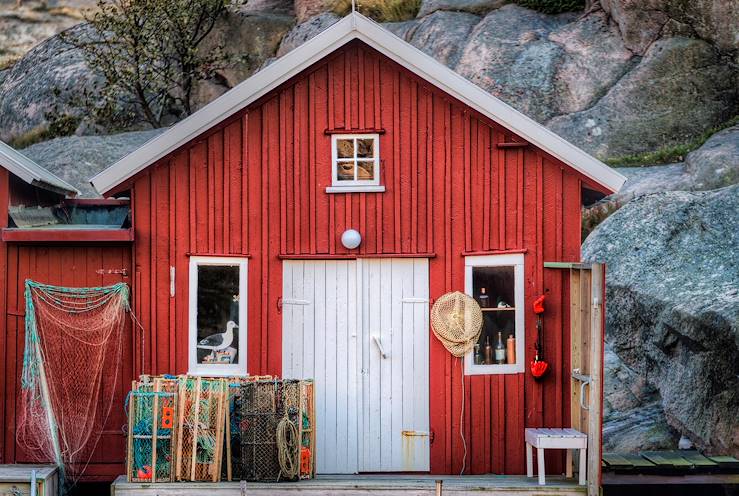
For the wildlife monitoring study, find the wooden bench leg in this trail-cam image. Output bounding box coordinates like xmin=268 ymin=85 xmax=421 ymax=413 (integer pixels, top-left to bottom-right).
xmin=578 ymin=447 xmax=586 ymax=486
xmin=566 ymin=449 xmax=573 ymax=479
xmin=526 ymin=443 xmax=533 ymax=478
xmin=537 ymin=447 xmax=546 ymax=486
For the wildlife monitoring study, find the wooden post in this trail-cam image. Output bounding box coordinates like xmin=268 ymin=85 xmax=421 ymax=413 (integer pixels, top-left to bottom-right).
xmin=151 ymin=380 xmax=159 ymax=482
xmin=127 ymin=380 xmax=136 ymax=481
xmin=191 ymin=377 xmax=202 ymax=481
xmin=225 ymin=382 xmax=232 ymax=481
xmin=175 ymin=377 xmax=187 ymax=480
xmin=587 ymin=264 xmax=604 ymax=496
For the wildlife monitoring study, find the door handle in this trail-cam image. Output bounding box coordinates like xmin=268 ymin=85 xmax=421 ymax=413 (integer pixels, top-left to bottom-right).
xmin=571 ymin=370 xmax=591 ymax=411
xmin=372 ymin=335 xmax=388 ymax=359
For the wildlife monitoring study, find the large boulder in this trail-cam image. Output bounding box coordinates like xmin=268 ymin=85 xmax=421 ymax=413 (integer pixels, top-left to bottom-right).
xmin=193 ymin=9 xmax=294 ymax=106
xmin=583 ymin=186 xmax=739 ymax=456
xmin=20 ymin=129 xmax=165 ymax=197
xmin=276 ymin=12 xmax=339 ymax=57
xmin=294 ymin=0 xmax=335 ymax=23
xmin=684 ymin=125 xmax=739 ymax=191
xmin=547 ymin=37 xmax=738 ymax=159
xmin=603 ymin=344 xmax=680 ymax=452
xmin=385 ymin=11 xmax=481 ymax=68
xmin=0 ymin=23 xmax=101 ymax=144
xmin=455 ymin=4 xmax=575 ymax=122
xmin=0 ymin=9 xmax=293 ymax=143
xmin=416 ymin=0 xmax=507 ymax=18
xmin=548 ymin=10 xmax=635 ymax=114
xmin=0 ymin=1 xmax=80 ymax=68
xmin=600 ymin=0 xmax=739 ymax=56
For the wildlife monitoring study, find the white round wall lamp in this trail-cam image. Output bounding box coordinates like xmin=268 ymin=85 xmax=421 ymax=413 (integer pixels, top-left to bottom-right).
xmin=341 ymin=229 xmax=362 ymax=249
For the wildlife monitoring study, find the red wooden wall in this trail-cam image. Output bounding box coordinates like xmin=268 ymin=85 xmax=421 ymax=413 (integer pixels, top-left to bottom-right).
xmin=0 ymin=238 xmax=133 ymax=480
xmin=125 ymin=40 xmax=585 ymax=475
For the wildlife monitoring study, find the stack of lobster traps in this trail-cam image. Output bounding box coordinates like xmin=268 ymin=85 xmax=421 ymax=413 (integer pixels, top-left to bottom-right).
xmin=125 ymin=375 xmax=315 ymax=484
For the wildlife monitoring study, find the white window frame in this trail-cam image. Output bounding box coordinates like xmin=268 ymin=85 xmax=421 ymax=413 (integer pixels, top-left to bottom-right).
xmin=464 ymin=253 xmax=525 ymax=375
xmin=326 ymin=133 xmax=385 ymax=193
xmin=188 ymin=256 xmax=248 ymax=376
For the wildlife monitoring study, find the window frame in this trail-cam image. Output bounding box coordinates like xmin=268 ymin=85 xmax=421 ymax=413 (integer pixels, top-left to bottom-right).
xmin=188 ymin=256 xmax=248 ymax=376
xmin=463 ymin=253 xmax=525 ymax=375
xmin=327 ymin=133 xmax=384 ymax=193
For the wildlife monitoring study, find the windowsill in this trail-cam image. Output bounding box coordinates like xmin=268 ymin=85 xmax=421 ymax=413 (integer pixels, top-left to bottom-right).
xmin=325 ymin=185 xmax=386 ymax=193
xmin=465 ymin=363 xmax=525 ymax=375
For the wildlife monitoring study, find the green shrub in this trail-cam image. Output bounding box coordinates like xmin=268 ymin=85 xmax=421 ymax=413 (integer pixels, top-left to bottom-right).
xmin=515 ymin=0 xmax=585 ymax=14
xmin=605 ymin=115 xmax=739 ymax=167
xmin=581 ymin=199 xmax=623 ymax=241
xmin=9 ymin=114 xmax=81 ymax=149
xmin=333 ymin=0 xmax=421 ymax=22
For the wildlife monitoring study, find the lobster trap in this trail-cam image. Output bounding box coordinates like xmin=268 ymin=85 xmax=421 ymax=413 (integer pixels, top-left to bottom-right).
xmin=239 ymin=379 xmax=315 ymax=482
xmin=126 ymin=377 xmax=179 ymax=482
xmin=175 ymin=377 xmax=227 ymax=482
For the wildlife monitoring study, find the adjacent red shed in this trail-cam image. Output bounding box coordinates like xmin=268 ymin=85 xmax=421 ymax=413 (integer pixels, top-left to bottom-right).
xmin=2 ymin=11 xmax=624 ymax=490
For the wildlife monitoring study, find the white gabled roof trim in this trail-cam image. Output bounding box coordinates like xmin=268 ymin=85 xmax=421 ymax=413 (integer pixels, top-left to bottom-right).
xmin=91 ymin=12 xmax=625 ymax=195
xmin=0 ymin=140 xmax=79 ymax=196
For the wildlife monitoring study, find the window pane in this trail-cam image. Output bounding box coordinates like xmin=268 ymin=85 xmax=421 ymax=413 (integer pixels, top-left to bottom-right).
xmin=356 ymin=160 xmax=374 ymax=180
xmin=336 ymin=139 xmax=354 ymax=158
xmin=196 ymin=265 xmax=240 ymax=365
xmin=472 ymin=266 xmax=514 ymax=308
xmin=470 ymin=266 xmax=517 ymax=366
xmin=356 ymin=138 xmax=374 ymax=158
xmin=337 ymin=160 xmax=355 ymax=180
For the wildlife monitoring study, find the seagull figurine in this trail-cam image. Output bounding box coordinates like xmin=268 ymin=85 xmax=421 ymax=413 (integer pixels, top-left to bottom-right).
xmin=197 ymin=320 xmax=237 ymax=354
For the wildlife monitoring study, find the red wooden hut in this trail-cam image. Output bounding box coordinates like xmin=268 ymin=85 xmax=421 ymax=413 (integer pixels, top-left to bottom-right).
xmin=0 ymin=12 xmax=625 ymax=492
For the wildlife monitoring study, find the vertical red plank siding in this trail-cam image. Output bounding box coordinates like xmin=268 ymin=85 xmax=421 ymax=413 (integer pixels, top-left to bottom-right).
xmin=1 ymin=243 xmax=132 ymax=477
xmin=116 ymin=41 xmax=588 ymax=475
xmin=0 ymin=168 xmax=8 ymax=463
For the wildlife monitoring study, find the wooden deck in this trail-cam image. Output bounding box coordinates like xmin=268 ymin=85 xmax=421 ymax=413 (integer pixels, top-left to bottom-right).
xmin=112 ymin=474 xmax=587 ymax=496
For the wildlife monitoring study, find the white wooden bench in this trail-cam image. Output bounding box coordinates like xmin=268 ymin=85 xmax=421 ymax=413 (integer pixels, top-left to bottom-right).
xmin=525 ymin=428 xmax=587 ymax=486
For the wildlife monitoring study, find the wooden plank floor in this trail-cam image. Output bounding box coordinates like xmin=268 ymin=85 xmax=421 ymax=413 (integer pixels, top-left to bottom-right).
xmin=112 ymin=475 xmax=587 ymax=496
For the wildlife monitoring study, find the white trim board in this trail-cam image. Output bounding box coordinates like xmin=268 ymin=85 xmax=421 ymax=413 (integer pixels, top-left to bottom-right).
xmin=0 ymin=140 xmax=79 ymax=196
xmin=90 ymin=12 xmax=626 ymax=195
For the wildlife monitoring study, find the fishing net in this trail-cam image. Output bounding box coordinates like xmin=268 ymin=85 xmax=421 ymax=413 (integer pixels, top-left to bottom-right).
xmin=221 ymin=381 xmax=244 ymax=481
xmin=17 ymin=280 xmax=129 ymax=484
xmin=175 ymin=377 xmax=227 ymax=482
xmin=127 ymin=377 xmax=179 ymax=482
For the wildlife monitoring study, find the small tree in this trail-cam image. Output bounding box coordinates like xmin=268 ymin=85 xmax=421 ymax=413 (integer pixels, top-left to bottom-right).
xmin=63 ymin=0 xmax=231 ymax=129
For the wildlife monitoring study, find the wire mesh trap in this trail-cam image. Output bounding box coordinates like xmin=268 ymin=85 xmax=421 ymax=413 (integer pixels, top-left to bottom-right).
xmin=126 ymin=377 xmax=179 ymax=482
xmin=239 ymin=379 xmax=314 ymax=482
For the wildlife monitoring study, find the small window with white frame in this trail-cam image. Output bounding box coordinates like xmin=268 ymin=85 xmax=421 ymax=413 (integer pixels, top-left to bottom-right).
xmin=464 ymin=254 xmax=525 ymax=375
xmin=327 ymin=134 xmax=384 ymax=192
xmin=189 ymin=256 xmax=248 ymax=376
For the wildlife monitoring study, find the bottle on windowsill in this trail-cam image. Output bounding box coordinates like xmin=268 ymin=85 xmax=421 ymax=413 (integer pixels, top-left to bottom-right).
xmin=506 ymin=334 xmax=516 ymax=364
xmin=484 ymin=336 xmax=493 ymax=364
xmin=495 ymin=331 xmax=506 ymax=364
xmin=478 ymin=287 xmax=490 ymax=308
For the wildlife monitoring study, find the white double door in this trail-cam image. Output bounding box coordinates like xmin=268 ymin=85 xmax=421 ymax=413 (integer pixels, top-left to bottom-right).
xmin=282 ymin=258 xmax=430 ymax=474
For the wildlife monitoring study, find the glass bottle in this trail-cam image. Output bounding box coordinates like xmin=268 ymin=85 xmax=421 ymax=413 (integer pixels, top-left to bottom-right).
xmin=495 ymin=331 xmax=506 ymax=364
xmin=483 ymin=336 xmax=493 ymax=364
xmin=478 ymin=287 xmax=490 ymax=308
xmin=506 ymin=334 xmax=516 ymax=364
xmin=474 ymin=343 xmax=483 ymax=365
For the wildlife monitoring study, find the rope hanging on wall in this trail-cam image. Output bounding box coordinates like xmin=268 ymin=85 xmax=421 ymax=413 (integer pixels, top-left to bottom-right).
xmin=430 ymin=291 xmax=483 ymax=475
xmin=17 ymin=280 xmax=129 ymax=486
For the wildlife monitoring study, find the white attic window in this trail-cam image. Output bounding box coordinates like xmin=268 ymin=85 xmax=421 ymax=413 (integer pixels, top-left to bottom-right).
xmin=326 ymin=134 xmax=385 ymax=193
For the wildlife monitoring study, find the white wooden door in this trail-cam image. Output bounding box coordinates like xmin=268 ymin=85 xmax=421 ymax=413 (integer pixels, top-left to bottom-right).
xmin=282 ymin=258 xmax=429 ymax=474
